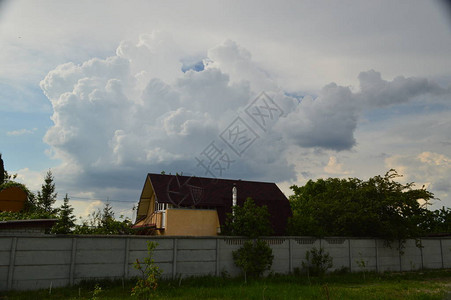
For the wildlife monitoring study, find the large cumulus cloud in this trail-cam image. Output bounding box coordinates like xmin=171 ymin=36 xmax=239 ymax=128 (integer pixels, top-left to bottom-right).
xmin=40 ymin=34 xmax=296 ymax=197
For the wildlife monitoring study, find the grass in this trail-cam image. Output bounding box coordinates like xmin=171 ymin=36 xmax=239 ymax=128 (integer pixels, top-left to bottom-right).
xmin=1 ymin=269 xmax=451 ymax=300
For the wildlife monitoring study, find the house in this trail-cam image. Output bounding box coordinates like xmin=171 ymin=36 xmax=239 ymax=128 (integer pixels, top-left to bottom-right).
xmin=133 ymin=173 xmax=292 ymax=236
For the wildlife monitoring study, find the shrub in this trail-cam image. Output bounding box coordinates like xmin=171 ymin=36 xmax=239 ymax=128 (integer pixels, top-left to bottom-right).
xmin=302 ymin=247 xmax=333 ymax=277
xmin=232 ymin=239 xmax=274 ymax=281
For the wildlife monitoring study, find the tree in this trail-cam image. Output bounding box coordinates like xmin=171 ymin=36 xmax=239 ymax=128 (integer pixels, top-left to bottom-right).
xmin=224 ymin=198 xmax=275 ymax=280
xmin=102 ymin=202 xmax=115 ymax=226
xmin=0 ymin=153 xmax=18 ymax=186
xmin=419 ymin=206 xmax=451 ymax=234
xmin=0 ymin=153 xmax=5 ymax=185
xmin=232 ymin=239 xmax=274 ymax=281
xmin=222 ymin=197 xmax=273 ymax=238
xmin=288 ymin=169 xmax=436 ymax=240
xmin=51 ymin=194 xmax=76 ymax=234
xmin=37 ymin=170 xmax=57 ymax=213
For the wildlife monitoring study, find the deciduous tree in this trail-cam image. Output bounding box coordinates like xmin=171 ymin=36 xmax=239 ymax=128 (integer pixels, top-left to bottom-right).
xmin=288 ymin=169 xmax=436 ymax=240
xmin=223 ymin=197 xmax=273 ymax=238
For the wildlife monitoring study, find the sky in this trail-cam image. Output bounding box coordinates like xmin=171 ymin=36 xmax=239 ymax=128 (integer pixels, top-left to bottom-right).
xmin=1 ymin=0 xmax=451 ymax=221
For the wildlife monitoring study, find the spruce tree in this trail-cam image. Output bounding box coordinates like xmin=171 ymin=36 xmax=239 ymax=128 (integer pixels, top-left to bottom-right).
xmin=37 ymin=170 xmax=57 ymax=213
xmin=52 ymin=194 xmax=76 ymax=234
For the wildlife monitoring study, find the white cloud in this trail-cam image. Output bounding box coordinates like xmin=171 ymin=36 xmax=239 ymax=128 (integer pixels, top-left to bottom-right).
xmin=357 ymin=70 xmax=446 ymax=107
xmin=7 ymin=128 xmax=37 ymax=136
xmin=80 ymin=200 xmax=103 ymax=219
xmin=13 ymin=168 xmax=45 ymax=192
xmin=275 ymin=84 xmax=358 ymax=151
xmin=324 ymin=156 xmax=351 ymax=175
xmin=275 ymin=70 xmax=451 ymax=152
xmin=385 ymin=152 xmax=451 ymax=208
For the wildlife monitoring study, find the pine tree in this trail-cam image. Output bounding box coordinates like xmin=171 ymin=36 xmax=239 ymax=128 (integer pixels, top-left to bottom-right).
xmin=37 ymin=170 xmax=57 ymax=213
xmin=52 ymin=194 xmax=76 ymax=234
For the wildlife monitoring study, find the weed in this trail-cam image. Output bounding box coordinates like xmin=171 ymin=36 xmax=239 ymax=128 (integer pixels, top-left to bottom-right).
xmin=131 ymin=241 xmax=162 ymax=299
xmin=355 ymin=252 xmax=368 ymax=281
xmin=91 ymin=284 xmax=102 ymax=300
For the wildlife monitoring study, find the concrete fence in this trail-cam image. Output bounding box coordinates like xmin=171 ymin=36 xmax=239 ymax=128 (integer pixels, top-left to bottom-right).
xmin=1 ymin=235 xmax=451 ymax=291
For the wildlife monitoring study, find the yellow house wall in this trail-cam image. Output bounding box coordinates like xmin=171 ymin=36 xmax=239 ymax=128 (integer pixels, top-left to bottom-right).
xmin=0 ymin=186 xmax=27 ymax=212
xmin=164 ymin=208 xmax=220 ymax=236
xmin=136 ymin=177 xmax=155 ymax=220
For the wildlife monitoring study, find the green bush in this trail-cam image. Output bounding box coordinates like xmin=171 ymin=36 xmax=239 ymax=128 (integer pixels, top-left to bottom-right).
xmin=302 ymin=247 xmax=333 ymax=277
xmin=232 ymin=239 xmax=274 ymax=281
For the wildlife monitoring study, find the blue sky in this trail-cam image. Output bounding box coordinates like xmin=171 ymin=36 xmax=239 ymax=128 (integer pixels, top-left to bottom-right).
xmin=1 ymin=0 xmax=451 ymax=220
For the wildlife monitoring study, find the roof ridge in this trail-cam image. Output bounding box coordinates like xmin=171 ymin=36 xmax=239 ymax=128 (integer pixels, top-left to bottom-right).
xmin=147 ymin=173 xmax=276 ymax=185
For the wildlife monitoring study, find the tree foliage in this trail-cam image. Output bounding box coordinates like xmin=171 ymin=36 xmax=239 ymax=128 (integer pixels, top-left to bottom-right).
xmin=223 ymin=197 xmax=273 ymax=238
xmin=418 ymin=206 xmax=451 ymax=234
xmin=73 ymin=202 xmax=134 ymax=235
xmin=288 ymin=170 xmax=438 ymax=240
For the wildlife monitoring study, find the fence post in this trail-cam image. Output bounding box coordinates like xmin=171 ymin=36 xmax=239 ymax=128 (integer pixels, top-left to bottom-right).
xmin=288 ymin=238 xmax=292 ymax=274
xmin=215 ymin=238 xmax=220 ymax=276
xmin=7 ymin=237 xmax=17 ymax=290
xmin=348 ymin=239 xmax=352 ymax=272
xmin=375 ymin=239 xmax=379 ymax=272
xmin=69 ymin=237 xmax=77 ymax=286
xmin=124 ymin=238 xmax=130 ymax=279
xmin=420 ymin=238 xmax=424 ymax=270
xmin=440 ymin=239 xmax=444 ymax=269
xmin=172 ymin=238 xmax=177 ymax=279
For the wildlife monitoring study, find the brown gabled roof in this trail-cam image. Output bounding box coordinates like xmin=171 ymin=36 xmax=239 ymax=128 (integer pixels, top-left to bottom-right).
xmin=146 ymin=173 xmax=292 ymax=235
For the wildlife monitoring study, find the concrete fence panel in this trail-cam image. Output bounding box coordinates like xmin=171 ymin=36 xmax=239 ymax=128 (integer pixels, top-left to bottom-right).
xmin=376 ymin=240 xmax=402 ymax=272
xmin=323 ymin=238 xmax=349 ymax=272
xmin=0 ymin=235 xmax=449 ymax=291
xmin=442 ymin=239 xmax=451 ymax=268
xmin=264 ymin=238 xmax=289 ymax=274
xmin=422 ymin=239 xmax=443 ymax=269
xmin=350 ymin=239 xmax=377 ymax=272
xmin=400 ymin=239 xmax=422 ymax=271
